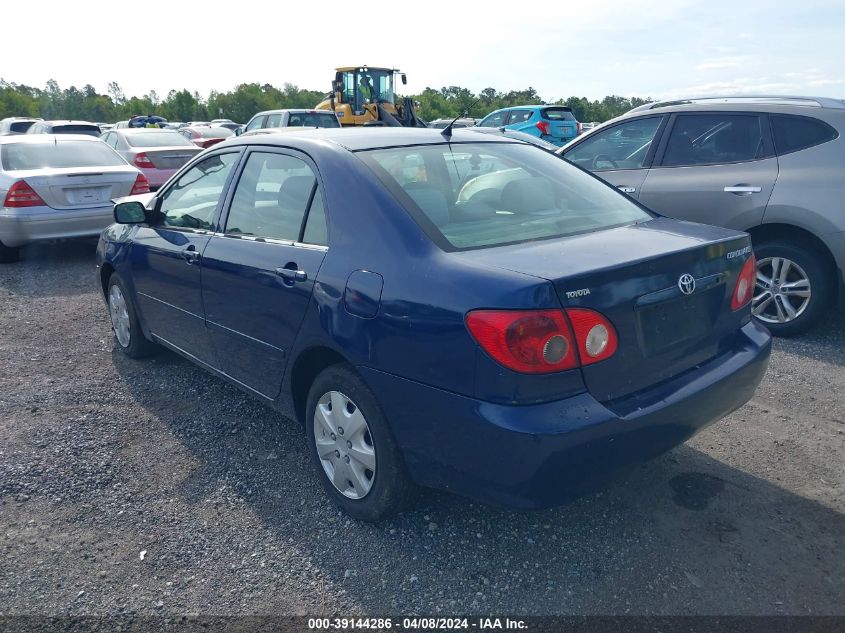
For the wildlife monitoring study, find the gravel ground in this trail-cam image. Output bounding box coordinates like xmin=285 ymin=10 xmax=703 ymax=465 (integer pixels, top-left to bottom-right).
xmin=1 ymin=240 xmax=843 ymax=617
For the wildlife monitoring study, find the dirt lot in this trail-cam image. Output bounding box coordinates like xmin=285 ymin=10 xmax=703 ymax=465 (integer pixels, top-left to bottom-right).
xmin=1 ymin=240 xmax=843 ymax=617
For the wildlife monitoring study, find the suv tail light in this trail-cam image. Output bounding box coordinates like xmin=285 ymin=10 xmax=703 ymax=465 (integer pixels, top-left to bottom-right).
xmin=130 ymin=173 xmax=150 ymax=195
xmin=134 ymin=152 xmax=155 ymax=168
xmin=731 ymin=254 xmax=756 ymax=311
xmin=535 ymin=120 xmax=551 ymax=136
xmin=466 ymin=308 xmax=619 ymax=374
xmin=4 ymin=180 xmax=46 ymax=207
xmin=466 ymin=310 xmax=578 ymax=374
xmin=566 ymin=308 xmax=618 ymax=365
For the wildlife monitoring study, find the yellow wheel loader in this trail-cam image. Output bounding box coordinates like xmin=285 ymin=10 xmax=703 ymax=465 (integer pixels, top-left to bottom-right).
xmin=314 ymin=66 xmax=427 ymax=127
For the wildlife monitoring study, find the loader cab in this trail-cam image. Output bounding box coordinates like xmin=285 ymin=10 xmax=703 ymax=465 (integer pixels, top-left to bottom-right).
xmin=318 ymin=66 xmax=409 ymax=127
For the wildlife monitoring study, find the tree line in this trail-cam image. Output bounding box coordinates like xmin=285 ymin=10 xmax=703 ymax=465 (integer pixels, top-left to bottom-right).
xmin=0 ymin=79 xmax=652 ymax=124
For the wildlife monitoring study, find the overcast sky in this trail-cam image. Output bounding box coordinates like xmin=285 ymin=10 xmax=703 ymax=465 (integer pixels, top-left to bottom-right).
xmin=5 ymin=0 xmax=843 ymax=101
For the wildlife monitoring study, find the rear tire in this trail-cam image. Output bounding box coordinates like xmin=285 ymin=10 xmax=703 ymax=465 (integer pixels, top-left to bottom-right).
xmin=752 ymin=240 xmax=833 ymax=336
xmin=305 ymin=364 xmax=417 ymax=521
xmin=107 ymin=273 xmax=156 ymax=358
xmin=0 ymin=241 xmax=20 ymax=264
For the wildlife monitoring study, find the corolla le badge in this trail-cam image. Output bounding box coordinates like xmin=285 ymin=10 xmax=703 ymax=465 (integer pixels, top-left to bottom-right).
xmin=678 ymin=274 xmax=696 ymax=295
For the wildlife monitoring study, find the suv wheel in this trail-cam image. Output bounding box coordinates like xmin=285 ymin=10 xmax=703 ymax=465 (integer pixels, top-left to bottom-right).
xmin=752 ymin=241 xmax=833 ymax=336
xmin=305 ymin=364 xmax=416 ymax=521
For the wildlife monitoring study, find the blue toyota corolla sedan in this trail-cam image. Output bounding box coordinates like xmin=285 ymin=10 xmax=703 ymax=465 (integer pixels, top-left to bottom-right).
xmin=96 ymin=127 xmax=771 ymax=521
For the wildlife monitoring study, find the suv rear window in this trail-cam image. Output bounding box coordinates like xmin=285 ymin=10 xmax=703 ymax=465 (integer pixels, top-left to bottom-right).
xmin=51 ymin=124 xmax=101 ymax=136
xmin=9 ymin=121 xmax=36 ymax=133
xmin=361 ymin=142 xmax=650 ymax=250
xmin=287 ymin=113 xmax=340 ymax=128
xmin=770 ymin=115 xmax=838 ymax=155
xmin=542 ymin=108 xmax=576 ymax=121
xmin=1 ymin=141 xmax=126 ymax=170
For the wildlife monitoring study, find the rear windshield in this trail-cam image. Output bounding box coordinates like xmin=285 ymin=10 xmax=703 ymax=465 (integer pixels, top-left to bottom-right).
xmin=10 ymin=121 xmax=36 ymax=133
xmin=360 ymin=142 xmax=651 ymax=250
xmin=542 ymin=108 xmax=576 ymax=121
xmin=52 ymin=125 xmax=101 ymax=136
xmin=126 ymin=131 xmax=196 ymax=147
xmin=197 ymin=127 xmax=234 ymax=138
xmin=1 ymin=141 xmax=127 ymax=170
xmin=287 ymin=113 xmax=340 ymax=128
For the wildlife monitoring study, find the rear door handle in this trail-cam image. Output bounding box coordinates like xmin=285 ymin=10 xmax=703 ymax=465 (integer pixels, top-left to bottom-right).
xmin=617 ymin=186 xmax=636 ymax=194
xmin=181 ymin=246 xmax=200 ymax=264
xmin=275 ymin=267 xmax=307 ymax=282
xmin=724 ymin=185 xmax=762 ymax=194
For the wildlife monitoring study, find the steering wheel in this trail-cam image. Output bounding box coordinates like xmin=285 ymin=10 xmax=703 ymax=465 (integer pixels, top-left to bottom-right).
xmin=592 ymin=154 xmax=619 ymax=169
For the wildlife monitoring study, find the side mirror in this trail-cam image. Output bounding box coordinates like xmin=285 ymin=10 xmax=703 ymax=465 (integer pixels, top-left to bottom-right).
xmin=401 ymin=73 xmax=407 ymax=85
xmin=114 ymin=200 xmax=147 ymax=224
xmin=234 ymin=127 xmax=243 ymax=136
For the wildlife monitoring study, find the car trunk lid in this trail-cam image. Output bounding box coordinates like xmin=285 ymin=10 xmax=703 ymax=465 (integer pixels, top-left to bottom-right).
xmin=130 ymin=147 xmax=200 ymax=170
xmin=18 ymin=166 xmax=139 ymax=210
xmin=457 ymin=218 xmax=753 ymax=401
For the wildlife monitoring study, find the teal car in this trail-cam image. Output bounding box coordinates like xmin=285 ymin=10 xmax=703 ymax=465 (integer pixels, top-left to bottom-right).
xmin=476 ymin=105 xmax=582 ymax=146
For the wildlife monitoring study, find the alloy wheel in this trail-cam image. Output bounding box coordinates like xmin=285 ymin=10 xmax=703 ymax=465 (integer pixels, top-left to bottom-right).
xmin=108 ymin=285 xmax=131 ymax=348
xmin=753 ymin=256 xmax=811 ymax=324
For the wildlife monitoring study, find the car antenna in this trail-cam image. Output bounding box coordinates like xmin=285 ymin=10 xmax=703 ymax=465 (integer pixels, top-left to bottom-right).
xmin=441 ymin=99 xmax=479 ymax=139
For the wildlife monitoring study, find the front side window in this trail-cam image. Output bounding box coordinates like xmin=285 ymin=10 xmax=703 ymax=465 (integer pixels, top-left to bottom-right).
xmin=565 ymin=116 xmax=663 ymax=171
xmin=224 ymin=152 xmax=326 ymax=244
xmin=157 ymin=153 xmax=239 ymax=230
xmin=361 ymin=142 xmax=651 ymax=250
xmin=245 ymin=115 xmax=267 ymax=131
xmin=661 ymin=114 xmax=764 ymax=167
xmin=478 ymin=111 xmax=507 ymax=127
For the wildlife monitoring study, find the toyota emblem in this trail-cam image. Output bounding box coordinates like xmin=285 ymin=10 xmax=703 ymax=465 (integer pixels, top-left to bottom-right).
xmin=678 ymin=274 xmax=696 ymax=295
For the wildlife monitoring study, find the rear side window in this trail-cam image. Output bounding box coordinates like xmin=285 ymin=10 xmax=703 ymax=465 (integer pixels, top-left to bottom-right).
xmin=361 ymin=142 xmax=651 ymax=251
xmin=542 ymin=108 xmax=576 ymax=121
xmin=225 ymin=152 xmax=326 ymax=244
xmin=266 ymin=113 xmax=283 ymax=127
xmin=662 ymin=114 xmax=764 ymax=167
xmin=506 ymin=110 xmax=533 ymax=125
xmin=1 ymin=141 xmax=126 ymax=170
xmin=770 ymin=115 xmax=838 ymax=155
xmin=287 ymin=113 xmax=340 ymax=128
xmin=9 ymin=121 xmax=35 ymax=133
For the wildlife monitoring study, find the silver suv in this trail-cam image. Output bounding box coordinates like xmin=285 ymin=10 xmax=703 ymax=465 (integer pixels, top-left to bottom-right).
xmin=559 ymin=96 xmax=845 ymax=335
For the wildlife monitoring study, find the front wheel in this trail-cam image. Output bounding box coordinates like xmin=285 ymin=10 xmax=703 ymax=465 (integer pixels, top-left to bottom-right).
xmin=752 ymin=241 xmax=833 ymax=336
xmin=107 ymin=274 xmax=156 ymax=358
xmin=305 ymin=364 xmax=416 ymax=521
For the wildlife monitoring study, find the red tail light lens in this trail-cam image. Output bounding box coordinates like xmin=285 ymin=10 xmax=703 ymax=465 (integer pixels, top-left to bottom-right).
xmin=130 ymin=173 xmax=150 ymax=195
xmin=566 ymin=308 xmax=619 ymax=365
xmin=535 ymin=120 xmax=551 ymax=135
xmin=134 ymin=152 xmax=154 ymax=168
xmin=4 ymin=180 xmax=46 ymax=207
xmin=466 ymin=310 xmax=578 ymax=374
xmin=731 ymin=254 xmax=756 ymax=311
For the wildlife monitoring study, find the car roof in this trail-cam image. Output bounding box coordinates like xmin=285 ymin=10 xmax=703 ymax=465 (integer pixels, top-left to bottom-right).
xmin=220 ymin=127 xmax=525 ymax=152
xmin=253 ymin=109 xmax=337 ymax=116
xmin=0 ymin=133 xmax=104 ymax=145
xmin=42 ymin=120 xmax=100 ymax=126
xmin=115 ymin=128 xmax=179 ymax=134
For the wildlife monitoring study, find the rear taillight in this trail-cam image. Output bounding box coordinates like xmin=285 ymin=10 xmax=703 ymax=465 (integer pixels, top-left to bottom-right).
xmin=466 ymin=310 xmax=578 ymax=374
xmin=466 ymin=308 xmax=619 ymax=373
xmin=130 ymin=173 xmax=150 ymax=195
xmin=4 ymin=180 xmax=46 ymax=207
xmin=134 ymin=152 xmax=155 ymax=168
xmin=535 ymin=120 xmax=550 ymax=135
xmin=566 ymin=308 xmax=618 ymax=365
xmin=577 ymin=122 xmax=583 ymax=135
xmin=731 ymin=254 xmax=756 ymax=310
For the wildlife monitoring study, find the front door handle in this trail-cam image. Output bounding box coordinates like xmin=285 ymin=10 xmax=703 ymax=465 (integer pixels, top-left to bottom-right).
xmin=724 ymin=185 xmax=762 ymax=194
xmin=181 ymin=246 xmax=200 ymax=264
xmin=275 ymin=267 xmax=308 ymax=283
xmin=617 ymin=186 xmax=636 ymax=194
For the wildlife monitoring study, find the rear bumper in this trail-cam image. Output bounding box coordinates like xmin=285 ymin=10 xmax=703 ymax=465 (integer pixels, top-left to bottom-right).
xmin=359 ymin=321 xmax=771 ymax=509
xmin=0 ymin=205 xmax=113 ymax=247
